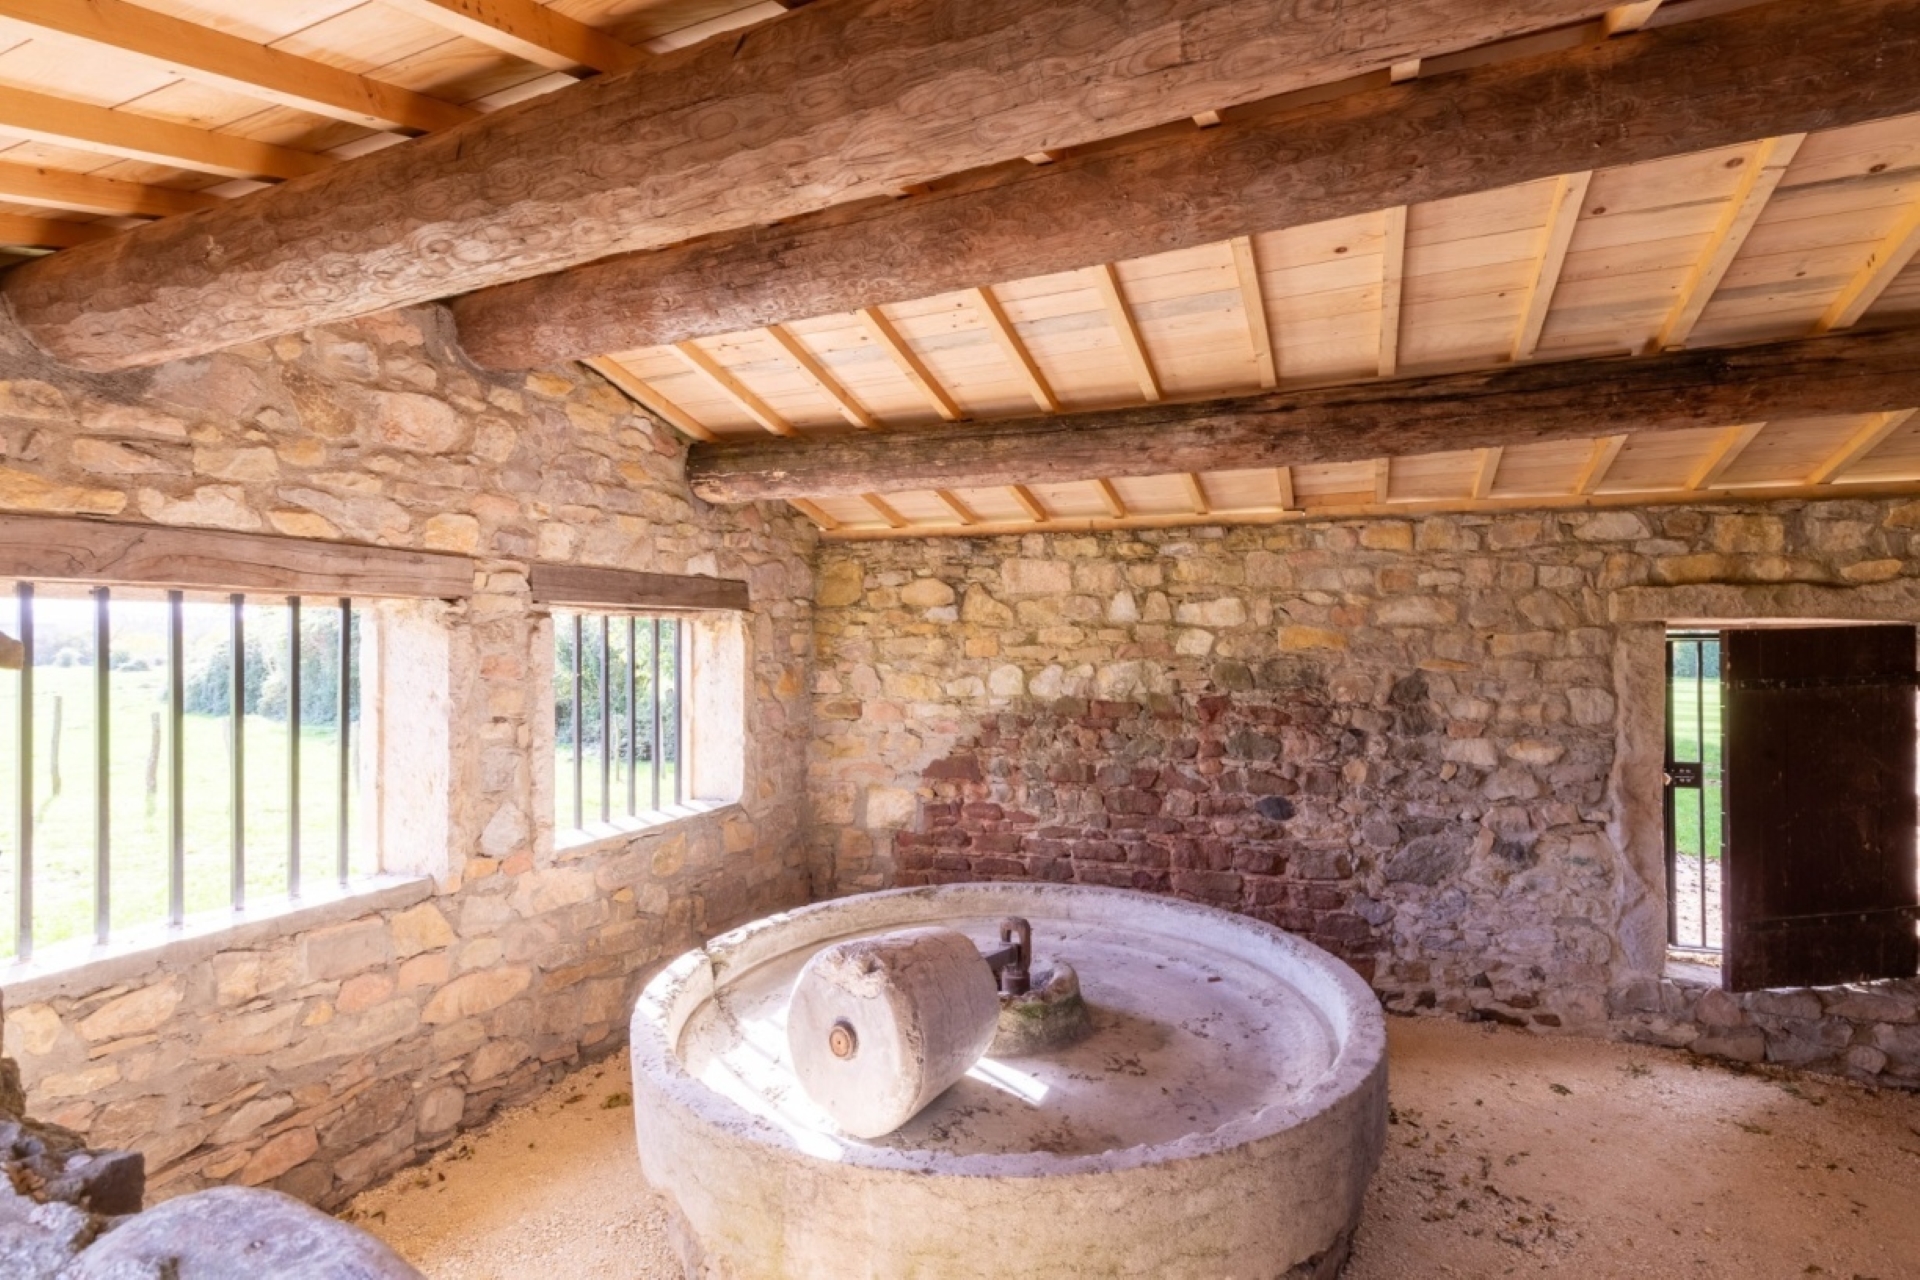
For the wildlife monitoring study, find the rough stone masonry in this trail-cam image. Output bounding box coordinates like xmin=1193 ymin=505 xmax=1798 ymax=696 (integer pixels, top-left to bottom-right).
xmin=809 ymin=506 xmax=1920 ymax=1087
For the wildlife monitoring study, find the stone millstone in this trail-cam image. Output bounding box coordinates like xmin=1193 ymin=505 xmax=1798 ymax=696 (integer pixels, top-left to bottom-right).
xmin=62 ymin=1186 xmax=424 ymax=1279
xmin=991 ymin=962 xmax=1093 ymax=1058
xmin=787 ymin=926 xmax=1000 ymax=1139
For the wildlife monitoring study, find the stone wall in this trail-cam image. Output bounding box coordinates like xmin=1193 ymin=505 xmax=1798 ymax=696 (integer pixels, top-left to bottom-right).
xmin=0 ymin=305 xmax=817 ymax=1204
xmin=810 ymin=502 xmax=1920 ymax=1087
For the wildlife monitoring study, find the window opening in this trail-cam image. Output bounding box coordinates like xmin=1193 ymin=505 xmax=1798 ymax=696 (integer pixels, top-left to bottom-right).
xmin=1665 ymin=630 xmax=1723 ymax=955
xmin=553 ymin=611 xmax=682 ymax=836
xmin=0 ymin=583 xmax=362 ymax=962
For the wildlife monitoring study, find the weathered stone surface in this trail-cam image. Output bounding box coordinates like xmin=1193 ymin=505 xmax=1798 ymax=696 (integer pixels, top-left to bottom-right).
xmin=63 ymin=1186 xmax=423 ymax=1279
xmin=75 ymin=980 xmax=183 ymax=1044
xmin=421 ymin=969 xmax=532 ymax=1025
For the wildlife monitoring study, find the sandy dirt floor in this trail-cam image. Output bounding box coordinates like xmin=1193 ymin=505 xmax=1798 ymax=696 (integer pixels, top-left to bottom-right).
xmin=347 ymin=1018 xmax=1920 ymax=1279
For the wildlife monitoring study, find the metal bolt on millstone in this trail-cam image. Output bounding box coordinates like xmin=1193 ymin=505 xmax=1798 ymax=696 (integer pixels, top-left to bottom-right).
xmin=828 ymin=1019 xmax=858 ymax=1059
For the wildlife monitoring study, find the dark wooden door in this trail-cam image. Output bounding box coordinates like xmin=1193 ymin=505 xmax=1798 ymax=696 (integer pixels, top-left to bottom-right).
xmin=1722 ymin=625 xmax=1919 ymax=992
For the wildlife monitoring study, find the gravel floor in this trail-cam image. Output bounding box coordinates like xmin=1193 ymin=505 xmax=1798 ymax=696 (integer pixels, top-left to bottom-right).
xmin=348 ymin=1018 xmax=1920 ymax=1279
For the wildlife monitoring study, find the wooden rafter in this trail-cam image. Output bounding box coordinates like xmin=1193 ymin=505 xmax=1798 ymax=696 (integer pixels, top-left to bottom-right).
xmin=1603 ymin=1 xmax=1664 ymax=35
xmin=684 ymin=325 xmax=1920 ymax=504
xmin=380 ymin=0 xmax=644 ymax=75
xmin=1009 ymin=484 xmax=1049 ymax=522
xmin=0 ymin=0 xmax=475 ymax=134
xmin=1378 ymin=206 xmax=1408 ymax=377
xmin=765 ymin=324 xmax=875 ymax=428
xmin=582 ymin=356 xmax=717 ymax=442
xmin=0 ymin=215 xmax=112 ymax=250
xmin=1229 ymin=236 xmax=1278 ymax=389
xmin=1183 ymin=473 xmax=1211 ymax=515
xmin=862 ymin=493 xmax=910 ymax=529
xmin=0 ymin=161 xmax=222 ymax=219
xmin=1807 ymin=410 xmax=1919 ymax=485
xmin=1814 ymin=200 xmax=1920 ymax=335
xmin=1472 ymin=447 xmax=1504 ymax=499
xmin=1651 ymin=134 xmax=1805 ymax=353
xmin=1274 ymin=467 xmax=1296 ymax=512
xmin=1092 ymin=264 xmax=1162 ymax=402
xmin=787 ymin=498 xmax=841 ymax=531
xmin=933 ymin=490 xmax=979 ymax=525
xmin=969 ymin=286 xmax=1060 ymax=412
xmin=1684 ymin=422 xmax=1766 ymax=491
xmin=1389 ymin=59 xmax=1422 ymax=83
xmin=1373 ymin=457 xmax=1393 ymax=503
xmin=0 ymin=85 xmax=329 ymax=181
xmin=672 ymin=341 xmax=795 ymax=436
xmin=1512 ymin=170 xmax=1591 ymax=361
xmin=1573 ymin=434 xmax=1628 ymax=495
xmin=858 ymin=308 xmax=964 ymax=422
xmin=1093 ymin=478 xmax=1127 ymax=518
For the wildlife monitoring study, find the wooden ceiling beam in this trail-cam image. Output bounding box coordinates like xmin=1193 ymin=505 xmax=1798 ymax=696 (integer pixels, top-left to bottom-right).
xmin=1274 ymin=467 xmax=1296 ymax=512
xmin=4 ymin=0 xmax=1618 ymax=370
xmin=862 ymin=493 xmax=910 ymax=529
xmin=858 ymin=308 xmax=964 ymax=422
xmin=1649 ymin=134 xmax=1804 ymax=353
xmin=582 ymin=356 xmax=717 ymax=442
xmin=1512 ymin=170 xmax=1591 ymax=361
xmin=1009 ymin=485 xmax=1049 ymax=523
xmin=765 ymin=324 xmax=876 ymax=428
xmin=378 ymin=0 xmax=645 ymax=75
xmin=0 ymin=160 xmax=223 ymax=219
xmin=933 ymin=489 xmax=979 ymax=525
xmin=0 ymin=84 xmax=329 ymax=181
xmin=1814 ymin=200 xmax=1920 ymax=334
xmin=1807 ymin=409 xmax=1919 ymax=484
xmin=1092 ymin=264 xmax=1162 ymax=402
xmin=1183 ymin=473 xmax=1211 ymax=516
xmin=968 ymin=287 xmax=1059 ymax=413
xmin=1378 ymin=206 xmax=1408 ymax=377
xmin=1229 ymin=235 xmax=1278 ymax=389
xmin=0 ymin=0 xmax=476 ymax=134
xmin=1572 ymin=433 xmax=1628 ymax=494
xmin=1472 ymin=447 xmax=1504 ymax=499
xmin=684 ymin=324 xmax=1920 ymax=503
xmin=1093 ymin=479 xmax=1128 ymax=519
xmin=671 ymin=341 xmax=795 ymax=436
xmin=0 ymin=215 xmax=114 ymax=250
xmin=1684 ymin=422 xmax=1766 ymax=491
xmin=454 ymin=0 xmax=1920 ymax=370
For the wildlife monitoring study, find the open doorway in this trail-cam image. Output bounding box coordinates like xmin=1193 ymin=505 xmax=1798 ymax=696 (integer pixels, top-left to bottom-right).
xmin=1664 ymin=631 xmax=1723 ymax=958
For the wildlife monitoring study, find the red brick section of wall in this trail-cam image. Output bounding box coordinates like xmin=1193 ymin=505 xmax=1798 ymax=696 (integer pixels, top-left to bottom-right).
xmin=892 ymin=690 xmax=1382 ymax=983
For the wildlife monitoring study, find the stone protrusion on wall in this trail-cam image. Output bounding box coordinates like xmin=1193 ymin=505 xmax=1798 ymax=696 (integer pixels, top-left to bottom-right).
xmin=0 ymin=304 xmax=818 ymax=1207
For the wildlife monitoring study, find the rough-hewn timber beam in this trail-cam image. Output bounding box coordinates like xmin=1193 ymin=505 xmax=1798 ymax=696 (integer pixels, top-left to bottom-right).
xmin=457 ymin=0 xmax=1920 ymax=369
xmin=685 ymin=325 xmax=1920 ymax=503
xmin=3 ymin=0 xmax=1612 ymax=371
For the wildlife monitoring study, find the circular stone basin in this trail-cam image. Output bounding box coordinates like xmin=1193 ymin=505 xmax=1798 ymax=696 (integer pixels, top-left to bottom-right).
xmin=630 ymin=883 xmax=1387 ymax=1279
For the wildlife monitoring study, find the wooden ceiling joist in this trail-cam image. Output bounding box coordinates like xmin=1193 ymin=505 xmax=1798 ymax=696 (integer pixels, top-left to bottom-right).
xmin=1572 ymin=433 xmax=1628 ymax=494
xmin=581 ymin=357 xmax=717 ymax=442
xmin=969 ymin=286 xmax=1059 ymax=413
xmin=1814 ymin=199 xmax=1920 ymax=335
xmin=683 ymin=324 xmax=1920 ymax=503
xmin=858 ymin=307 xmax=964 ymax=422
xmin=379 ymin=0 xmax=646 ymax=75
xmin=1274 ymin=467 xmax=1297 ymax=512
xmin=1228 ymin=236 xmax=1278 ymax=389
xmin=1378 ymin=206 xmax=1408 ymax=377
xmin=1602 ymin=2 xmax=1664 ymax=36
xmin=0 ymin=84 xmax=330 ymax=181
xmin=1512 ymin=171 xmax=1591 ymax=361
xmin=1009 ymin=485 xmax=1049 ymax=523
xmin=2 ymin=0 xmax=1620 ymax=371
xmin=0 ymin=215 xmax=113 ymax=250
xmin=1472 ymin=447 xmax=1504 ymax=499
xmin=1807 ymin=409 xmax=1919 ymax=484
xmin=671 ymin=341 xmax=796 ymax=436
xmin=765 ymin=324 xmax=876 ymax=428
xmin=1094 ymin=479 xmax=1128 ymax=519
xmin=1649 ymin=134 xmax=1805 ymax=353
xmin=0 ymin=0 xmax=477 ymax=134
xmin=1093 ymin=264 xmax=1162 ymax=402
xmin=1684 ymin=422 xmax=1767 ymax=491
xmin=0 ymin=161 xmax=224 ymax=220
xmin=453 ymin=0 xmax=1920 ymax=370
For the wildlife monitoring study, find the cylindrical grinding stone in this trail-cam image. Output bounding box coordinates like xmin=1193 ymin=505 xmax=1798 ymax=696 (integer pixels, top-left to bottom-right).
xmin=786 ymin=926 xmax=1000 ymax=1139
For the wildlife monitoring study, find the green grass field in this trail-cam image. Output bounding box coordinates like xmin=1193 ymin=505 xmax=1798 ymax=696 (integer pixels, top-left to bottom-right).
xmin=0 ymin=664 xmax=365 ymax=958
xmin=1669 ymin=673 xmax=1724 ymax=866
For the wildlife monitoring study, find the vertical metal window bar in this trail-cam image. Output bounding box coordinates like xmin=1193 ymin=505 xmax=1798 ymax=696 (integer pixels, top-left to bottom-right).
xmin=230 ymin=594 xmax=245 ymax=911
xmin=15 ymin=582 xmax=32 ymax=961
xmin=168 ymin=590 xmax=184 ymax=927
xmin=625 ymin=616 xmax=637 ymax=819
xmin=93 ymin=587 xmax=110 ymax=946
xmin=287 ymin=597 xmax=301 ymax=899
xmin=571 ymin=612 xmax=584 ymax=831
xmin=337 ymin=599 xmax=351 ymax=887
xmin=674 ymin=618 xmax=685 ymax=805
xmin=599 ymin=615 xmax=612 ymax=825
xmin=650 ymin=617 xmax=662 ymax=812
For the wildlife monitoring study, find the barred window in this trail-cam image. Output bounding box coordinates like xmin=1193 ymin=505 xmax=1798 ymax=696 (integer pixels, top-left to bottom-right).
xmin=552 ymin=612 xmax=685 ymax=833
xmin=0 ymin=583 xmax=365 ymax=962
